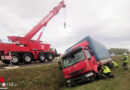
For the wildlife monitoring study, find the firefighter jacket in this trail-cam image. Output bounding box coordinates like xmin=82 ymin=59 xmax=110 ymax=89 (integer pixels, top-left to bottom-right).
xmin=122 ymin=55 xmax=128 ymax=63
xmin=112 ymin=61 xmax=118 ymax=67
xmin=102 ymin=66 xmax=111 ymax=74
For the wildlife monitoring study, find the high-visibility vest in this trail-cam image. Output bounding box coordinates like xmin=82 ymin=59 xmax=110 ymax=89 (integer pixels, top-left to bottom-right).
xmin=122 ymin=56 xmax=128 ymax=63
xmin=102 ymin=66 xmax=111 ymax=74
xmin=112 ymin=61 xmax=118 ymax=67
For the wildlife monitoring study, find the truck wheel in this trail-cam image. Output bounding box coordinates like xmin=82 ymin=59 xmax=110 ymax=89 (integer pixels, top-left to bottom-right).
xmin=22 ymin=54 xmax=33 ymax=64
xmin=38 ymin=53 xmax=46 ymax=63
xmin=46 ymin=53 xmax=54 ymax=61
xmin=90 ymin=73 xmax=96 ymax=82
xmin=11 ymin=54 xmax=20 ymax=65
xmin=67 ymin=82 xmax=76 ymax=87
xmin=67 ymin=83 xmax=72 ymax=87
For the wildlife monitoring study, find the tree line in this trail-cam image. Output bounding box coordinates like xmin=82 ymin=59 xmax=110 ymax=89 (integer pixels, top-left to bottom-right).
xmin=108 ymin=48 xmax=129 ymax=55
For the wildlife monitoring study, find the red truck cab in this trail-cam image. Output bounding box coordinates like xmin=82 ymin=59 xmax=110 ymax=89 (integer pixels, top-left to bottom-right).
xmin=58 ymin=36 xmax=112 ymax=86
xmin=61 ymin=42 xmax=98 ymax=86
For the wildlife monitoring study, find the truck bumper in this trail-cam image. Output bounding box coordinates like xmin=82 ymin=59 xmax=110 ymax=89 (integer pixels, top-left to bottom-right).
xmin=66 ymin=72 xmax=94 ymax=85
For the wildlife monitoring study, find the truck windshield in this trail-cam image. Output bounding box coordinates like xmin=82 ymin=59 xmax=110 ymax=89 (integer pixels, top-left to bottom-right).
xmin=62 ymin=49 xmax=85 ymax=68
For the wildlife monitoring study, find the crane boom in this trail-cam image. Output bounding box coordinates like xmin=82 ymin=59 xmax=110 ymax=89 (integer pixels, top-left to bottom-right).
xmin=0 ymin=1 xmax=65 ymax=65
xmin=25 ymin=1 xmax=65 ymax=40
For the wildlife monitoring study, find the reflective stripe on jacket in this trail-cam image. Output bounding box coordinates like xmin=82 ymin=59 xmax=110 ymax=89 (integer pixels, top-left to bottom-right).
xmin=122 ymin=56 xmax=128 ymax=63
xmin=102 ymin=66 xmax=111 ymax=74
xmin=112 ymin=61 xmax=118 ymax=67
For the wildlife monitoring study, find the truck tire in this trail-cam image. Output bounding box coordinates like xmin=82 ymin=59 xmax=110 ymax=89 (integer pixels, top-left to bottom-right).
xmin=22 ymin=54 xmax=33 ymax=64
xmin=38 ymin=53 xmax=46 ymax=63
xmin=67 ymin=82 xmax=76 ymax=87
xmin=90 ymin=73 xmax=96 ymax=82
xmin=46 ymin=53 xmax=54 ymax=61
xmin=11 ymin=54 xmax=20 ymax=65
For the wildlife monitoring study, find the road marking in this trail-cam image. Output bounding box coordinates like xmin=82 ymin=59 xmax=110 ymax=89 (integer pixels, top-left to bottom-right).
xmin=0 ymin=87 xmax=8 ymax=90
xmin=0 ymin=60 xmax=58 ymax=70
xmin=4 ymin=66 xmax=19 ymax=69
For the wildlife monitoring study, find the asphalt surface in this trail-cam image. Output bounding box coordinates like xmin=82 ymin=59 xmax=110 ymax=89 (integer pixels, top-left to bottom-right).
xmin=0 ymin=60 xmax=58 ymax=70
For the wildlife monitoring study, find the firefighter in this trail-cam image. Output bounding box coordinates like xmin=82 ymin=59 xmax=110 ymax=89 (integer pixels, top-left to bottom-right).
xmin=121 ymin=53 xmax=128 ymax=70
xmin=112 ymin=61 xmax=118 ymax=68
xmin=100 ymin=65 xmax=115 ymax=78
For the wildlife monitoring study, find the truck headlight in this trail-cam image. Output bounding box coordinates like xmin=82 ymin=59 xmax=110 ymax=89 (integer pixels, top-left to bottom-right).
xmin=67 ymin=80 xmax=71 ymax=83
xmin=86 ymin=72 xmax=94 ymax=78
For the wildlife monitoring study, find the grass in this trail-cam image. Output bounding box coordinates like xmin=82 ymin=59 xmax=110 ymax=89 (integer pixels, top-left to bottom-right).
xmin=0 ymin=55 xmax=129 ymax=90
xmin=0 ymin=64 xmax=65 ymax=90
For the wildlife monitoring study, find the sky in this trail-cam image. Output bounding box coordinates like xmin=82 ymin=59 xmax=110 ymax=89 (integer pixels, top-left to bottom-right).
xmin=0 ymin=0 xmax=129 ymax=53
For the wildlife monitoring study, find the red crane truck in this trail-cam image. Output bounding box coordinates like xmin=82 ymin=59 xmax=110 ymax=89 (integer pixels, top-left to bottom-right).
xmin=58 ymin=36 xmax=112 ymax=86
xmin=0 ymin=1 xmax=65 ymax=65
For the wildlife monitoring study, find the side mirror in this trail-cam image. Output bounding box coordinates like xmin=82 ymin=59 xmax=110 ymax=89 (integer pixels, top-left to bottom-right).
xmin=58 ymin=61 xmax=62 ymax=70
xmin=90 ymin=50 xmax=94 ymax=56
xmin=88 ymin=57 xmax=91 ymax=60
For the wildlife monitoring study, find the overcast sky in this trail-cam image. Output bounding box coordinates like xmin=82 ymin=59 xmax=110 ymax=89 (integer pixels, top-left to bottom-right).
xmin=0 ymin=0 xmax=129 ymax=53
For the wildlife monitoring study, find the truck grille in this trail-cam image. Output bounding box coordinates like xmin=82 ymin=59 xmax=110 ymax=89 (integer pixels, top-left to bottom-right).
xmin=67 ymin=69 xmax=84 ymax=76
